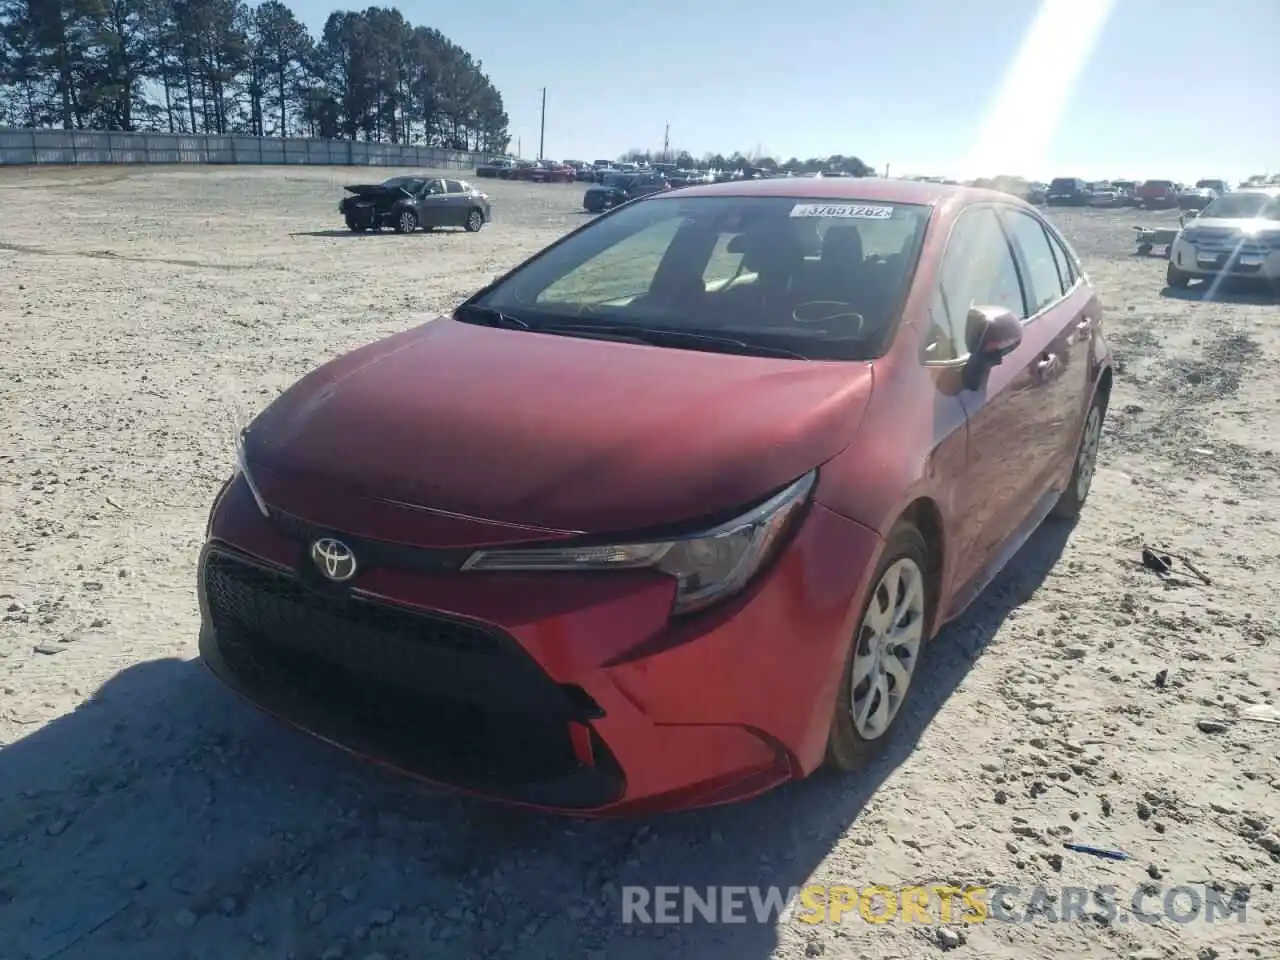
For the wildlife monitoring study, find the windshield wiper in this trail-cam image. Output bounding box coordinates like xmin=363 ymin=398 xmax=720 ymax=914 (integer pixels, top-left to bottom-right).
xmin=453 ymin=303 xmax=529 ymax=329
xmin=534 ymin=322 xmax=811 ymax=360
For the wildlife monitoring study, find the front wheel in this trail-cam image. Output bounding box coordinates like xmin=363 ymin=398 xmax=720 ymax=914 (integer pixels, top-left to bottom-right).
xmin=1051 ymin=390 xmax=1107 ymax=520
xmin=825 ymin=524 xmax=931 ymax=772
xmin=1166 ymin=263 xmax=1192 ymax=288
xmin=395 ymin=209 xmax=418 ymax=234
xmin=464 ymin=209 xmax=485 ymax=233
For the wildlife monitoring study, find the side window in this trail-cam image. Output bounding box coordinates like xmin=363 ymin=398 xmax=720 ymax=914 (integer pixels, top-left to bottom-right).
xmin=1002 ymin=209 xmax=1067 ymax=312
xmin=444 ymin=180 xmax=465 ymax=194
xmin=1050 ymin=228 xmax=1079 ymax=285
xmin=926 ymin=207 xmax=1026 ymax=360
xmin=426 ymin=179 xmax=444 ymax=195
xmin=1044 ymin=225 xmax=1076 ymax=291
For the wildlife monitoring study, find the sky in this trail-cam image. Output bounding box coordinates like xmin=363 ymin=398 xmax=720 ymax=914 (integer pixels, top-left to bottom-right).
xmin=290 ymin=0 xmax=1277 ymax=184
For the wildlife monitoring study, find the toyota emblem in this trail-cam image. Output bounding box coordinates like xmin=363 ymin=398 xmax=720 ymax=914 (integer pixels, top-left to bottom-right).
xmin=311 ymin=538 xmax=358 ymax=582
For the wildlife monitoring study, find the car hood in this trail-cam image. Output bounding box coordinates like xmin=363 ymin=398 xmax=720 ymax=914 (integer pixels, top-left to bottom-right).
xmin=344 ymin=184 xmax=408 ymax=196
xmin=243 ymin=318 xmax=874 ymax=547
xmin=1186 ymin=216 xmax=1280 ymax=233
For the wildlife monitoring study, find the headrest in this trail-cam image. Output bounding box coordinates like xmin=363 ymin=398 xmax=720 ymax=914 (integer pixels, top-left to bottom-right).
xmin=821 ymin=225 xmax=864 ymax=264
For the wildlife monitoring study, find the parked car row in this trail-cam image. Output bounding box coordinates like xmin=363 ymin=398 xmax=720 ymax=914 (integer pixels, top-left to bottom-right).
xmin=476 ymin=155 xmax=854 ymax=188
xmin=474 ymin=158 xmax=578 ymax=183
xmin=1042 ymin=177 xmax=1234 ymax=210
xmin=582 ymin=170 xmax=672 ymax=212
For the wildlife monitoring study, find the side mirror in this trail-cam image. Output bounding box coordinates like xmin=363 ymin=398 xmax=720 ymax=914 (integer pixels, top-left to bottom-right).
xmin=963 ymin=306 xmax=1023 ymax=391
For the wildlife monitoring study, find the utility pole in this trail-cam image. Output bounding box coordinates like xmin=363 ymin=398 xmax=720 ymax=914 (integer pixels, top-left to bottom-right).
xmin=517 ymin=136 xmax=521 ymax=159
xmin=538 ymin=87 xmax=546 ymax=161
xmin=662 ymin=124 xmax=669 ymax=162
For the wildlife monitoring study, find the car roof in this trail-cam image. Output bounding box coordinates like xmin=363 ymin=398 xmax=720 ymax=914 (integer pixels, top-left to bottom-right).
xmin=1233 ymin=186 xmax=1280 ymax=199
xmin=661 ymin=176 xmax=993 ymax=206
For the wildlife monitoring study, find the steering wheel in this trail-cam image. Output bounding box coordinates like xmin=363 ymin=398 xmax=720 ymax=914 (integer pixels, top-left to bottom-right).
xmin=792 ymin=300 xmax=865 ymax=336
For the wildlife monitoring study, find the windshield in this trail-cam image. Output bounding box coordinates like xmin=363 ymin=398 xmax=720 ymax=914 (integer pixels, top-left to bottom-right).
xmin=1049 ymin=178 xmax=1078 ymax=190
xmin=380 ymin=177 xmax=415 ymax=189
xmin=1142 ymin=180 xmax=1174 ymax=189
xmin=1198 ymin=193 xmax=1280 ymax=220
xmin=469 ymin=194 xmax=931 ymax=361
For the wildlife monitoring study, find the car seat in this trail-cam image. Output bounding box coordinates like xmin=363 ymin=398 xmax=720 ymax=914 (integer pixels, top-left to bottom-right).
xmin=714 ymin=226 xmax=806 ymax=324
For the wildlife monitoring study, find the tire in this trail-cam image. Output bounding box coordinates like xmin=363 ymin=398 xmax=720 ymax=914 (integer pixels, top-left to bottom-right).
xmin=395 ymin=209 xmax=418 ymax=234
xmin=825 ymin=524 xmax=932 ymax=773
xmin=1137 ymin=243 xmax=1152 ymax=256
xmin=464 ymin=209 xmax=484 ymax=233
xmin=344 ymin=217 xmax=363 ymax=232
xmin=1050 ymin=389 xmax=1107 ymax=520
xmin=1166 ymin=263 xmax=1192 ymax=288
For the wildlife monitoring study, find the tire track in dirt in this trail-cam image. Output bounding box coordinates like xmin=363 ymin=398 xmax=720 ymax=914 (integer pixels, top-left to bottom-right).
xmin=1105 ymin=293 xmax=1272 ymax=488
xmin=0 ymin=241 xmax=286 ymax=272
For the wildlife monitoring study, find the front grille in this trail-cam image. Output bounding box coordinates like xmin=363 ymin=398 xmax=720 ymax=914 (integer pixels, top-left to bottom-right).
xmin=203 ymin=549 xmax=579 ymax=715
xmin=202 ymin=548 xmax=624 ymax=804
xmin=205 ymin=548 xmax=499 ymax=656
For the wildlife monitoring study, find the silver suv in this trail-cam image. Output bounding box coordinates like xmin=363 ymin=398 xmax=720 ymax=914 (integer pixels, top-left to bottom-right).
xmin=1167 ymin=187 xmax=1280 ymax=289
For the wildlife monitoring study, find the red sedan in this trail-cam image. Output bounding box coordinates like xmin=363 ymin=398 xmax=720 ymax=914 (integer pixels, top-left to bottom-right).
xmin=199 ymin=177 xmax=1112 ymax=816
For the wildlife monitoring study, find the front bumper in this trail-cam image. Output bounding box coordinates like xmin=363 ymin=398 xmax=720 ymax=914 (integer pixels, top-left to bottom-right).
xmin=1169 ymin=237 xmax=1280 ymax=280
xmin=198 ymin=476 xmax=883 ymax=816
xmin=340 ymin=202 xmax=384 ymax=228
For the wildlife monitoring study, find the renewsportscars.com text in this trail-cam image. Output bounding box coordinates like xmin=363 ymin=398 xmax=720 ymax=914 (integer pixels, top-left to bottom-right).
xmin=620 ymin=884 xmax=1249 ymax=926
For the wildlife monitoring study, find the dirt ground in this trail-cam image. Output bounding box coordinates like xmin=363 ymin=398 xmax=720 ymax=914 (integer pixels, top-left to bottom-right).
xmin=1 ymin=165 xmax=1277 ymax=960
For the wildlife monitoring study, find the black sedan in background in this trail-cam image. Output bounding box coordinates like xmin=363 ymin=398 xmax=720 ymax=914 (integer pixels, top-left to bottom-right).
xmin=340 ymin=176 xmax=493 ymax=233
xmin=583 ymin=172 xmax=669 ymax=213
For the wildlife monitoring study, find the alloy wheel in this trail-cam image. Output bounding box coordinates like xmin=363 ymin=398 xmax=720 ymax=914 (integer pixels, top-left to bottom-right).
xmin=850 ymin=557 xmax=925 ymax=740
xmin=399 ymin=211 xmax=416 ymax=233
xmin=1076 ymin=405 xmax=1103 ymax=502
xmin=466 ymin=211 xmax=483 ymax=232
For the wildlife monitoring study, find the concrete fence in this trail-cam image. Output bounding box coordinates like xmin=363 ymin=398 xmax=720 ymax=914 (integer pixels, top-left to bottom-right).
xmin=0 ymin=128 xmax=481 ymax=169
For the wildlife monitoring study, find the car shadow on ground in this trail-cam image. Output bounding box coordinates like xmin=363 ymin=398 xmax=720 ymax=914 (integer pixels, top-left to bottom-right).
xmin=290 ymin=229 xmax=465 ymax=239
xmin=1159 ymin=280 xmax=1279 ymax=304
xmin=0 ymin=520 xmax=1075 ymax=960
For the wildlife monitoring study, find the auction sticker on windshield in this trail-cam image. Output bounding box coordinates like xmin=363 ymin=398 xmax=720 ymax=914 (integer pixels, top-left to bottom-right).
xmin=790 ymin=203 xmax=894 ymax=219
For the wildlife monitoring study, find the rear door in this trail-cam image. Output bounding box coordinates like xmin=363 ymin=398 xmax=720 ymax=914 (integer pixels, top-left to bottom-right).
xmin=998 ymin=204 xmax=1095 ymax=495
xmin=442 ymin=179 xmax=471 ymax=225
xmin=927 ymin=204 xmax=1064 ymax=593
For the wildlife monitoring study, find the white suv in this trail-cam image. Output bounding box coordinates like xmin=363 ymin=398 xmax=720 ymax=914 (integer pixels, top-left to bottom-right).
xmin=1167 ymin=187 xmax=1280 ymax=289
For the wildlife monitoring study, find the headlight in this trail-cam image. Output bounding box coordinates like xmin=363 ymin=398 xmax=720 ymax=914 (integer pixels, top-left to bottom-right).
xmin=235 ymin=428 xmax=270 ymax=518
xmin=461 ymin=470 xmax=817 ymax=615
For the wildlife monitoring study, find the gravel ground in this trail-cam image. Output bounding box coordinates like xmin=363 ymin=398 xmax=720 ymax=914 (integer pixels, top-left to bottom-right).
xmin=1 ymin=166 xmax=1278 ymax=960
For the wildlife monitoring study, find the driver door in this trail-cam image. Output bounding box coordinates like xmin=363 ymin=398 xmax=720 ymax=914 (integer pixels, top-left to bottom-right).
xmin=417 ymin=179 xmax=449 ymax=227
xmin=927 ymin=204 xmax=1063 ymax=596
